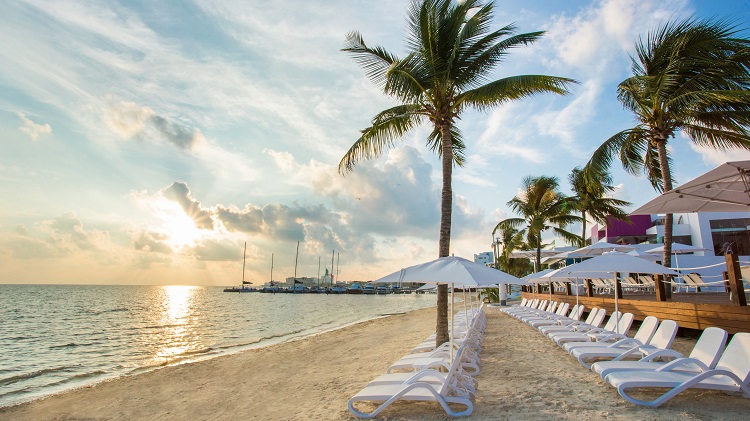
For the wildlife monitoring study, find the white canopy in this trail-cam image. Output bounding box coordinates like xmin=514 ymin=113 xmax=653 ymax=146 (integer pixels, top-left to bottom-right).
xmin=555 ymin=251 xmax=678 ymax=276
xmin=645 ymin=243 xmax=707 ymax=255
xmin=567 ymin=241 xmax=635 ymax=256
xmin=374 ymin=256 xmax=525 ymax=287
xmin=631 ymin=160 xmax=750 ymax=214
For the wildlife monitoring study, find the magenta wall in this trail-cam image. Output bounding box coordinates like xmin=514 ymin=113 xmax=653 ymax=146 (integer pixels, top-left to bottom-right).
xmin=589 ymin=214 xmax=653 ymax=243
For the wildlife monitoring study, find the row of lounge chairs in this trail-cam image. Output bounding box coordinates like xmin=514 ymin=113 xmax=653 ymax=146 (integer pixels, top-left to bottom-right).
xmin=502 ymin=298 xmax=750 ymax=407
xmin=347 ymin=304 xmax=486 ymax=418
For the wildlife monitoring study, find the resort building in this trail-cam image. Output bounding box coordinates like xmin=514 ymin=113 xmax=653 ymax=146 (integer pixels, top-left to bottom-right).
xmin=473 ymin=251 xmax=494 ymax=267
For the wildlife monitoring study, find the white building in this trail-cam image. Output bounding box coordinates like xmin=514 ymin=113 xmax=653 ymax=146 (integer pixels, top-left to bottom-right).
xmin=474 ymin=251 xmax=494 ymax=267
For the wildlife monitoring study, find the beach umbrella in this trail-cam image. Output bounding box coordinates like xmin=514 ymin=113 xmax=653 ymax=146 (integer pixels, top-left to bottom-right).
xmin=631 ymin=160 xmax=750 ymax=214
xmin=645 ymin=243 xmax=708 ymax=290
xmin=568 ymin=241 xmax=635 ymax=256
xmin=374 ymin=256 xmax=525 ymax=362
xmin=644 ymin=243 xmax=707 ymax=255
xmin=555 ymin=252 xmax=678 ymax=333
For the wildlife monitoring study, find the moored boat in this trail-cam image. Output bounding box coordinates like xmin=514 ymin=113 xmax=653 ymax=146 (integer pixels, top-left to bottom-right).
xmin=347 ymin=282 xmax=363 ymax=294
xmin=362 ymin=283 xmax=377 ymax=295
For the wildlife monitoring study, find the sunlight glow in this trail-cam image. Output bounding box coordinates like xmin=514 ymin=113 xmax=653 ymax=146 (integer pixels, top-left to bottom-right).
xmin=154 ymin=199 xmax=204 ymax=250
xmin=156 ymin=285 xmax=200 ymax=362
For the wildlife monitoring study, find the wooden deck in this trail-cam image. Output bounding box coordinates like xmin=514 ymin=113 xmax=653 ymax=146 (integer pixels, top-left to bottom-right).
xmin=521 ymin=291 xmax=750 ymax=334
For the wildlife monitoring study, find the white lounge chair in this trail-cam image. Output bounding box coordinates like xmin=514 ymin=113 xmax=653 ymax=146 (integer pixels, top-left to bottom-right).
xmin=603 ymin=333 xmax=750 ymax=407
xmin=562 ymin=315 xmax=659 ymax=354
xmin=592 ymin=327 xmax=728 ymax=379
xmin=540 ymin=307 xmax=605 ymax=337
xmin=570 ymin=319 xmax=678 ymax=369
xmin=348 ymin=342 xmax=475 ymax=417
xmin=551 ymin=312 xmax=634 ymax=347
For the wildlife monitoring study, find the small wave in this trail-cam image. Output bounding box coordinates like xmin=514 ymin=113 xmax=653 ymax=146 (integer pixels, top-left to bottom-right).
xmin=48 ymin=342 xmax=99 ymax=349
xmin=0 ymin=366 xmax=76 ymax=387
xmin=40 ymin=370 xmax=108 ymax=388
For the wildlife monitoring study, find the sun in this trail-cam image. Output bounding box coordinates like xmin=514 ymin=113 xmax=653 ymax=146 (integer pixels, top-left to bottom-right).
xmin=154 ymin=200 xmax=204 ymax=249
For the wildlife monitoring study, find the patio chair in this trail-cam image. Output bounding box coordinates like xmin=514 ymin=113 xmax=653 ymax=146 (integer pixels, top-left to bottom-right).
xmin=603 ymin=333 xmax=750 ymax=407
xmin=570 ymin=319 xmax=678 ymax=369
xmin=532 ymin=305 xmax=583 ymax=330
xmin=592 ymin=327 xmax=728 ymax=379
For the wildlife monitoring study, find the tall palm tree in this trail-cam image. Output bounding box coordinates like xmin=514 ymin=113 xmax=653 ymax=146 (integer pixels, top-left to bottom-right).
xmin=338 ymin=0 xmax=575 ymax=345
xmin=585 ymin=18 xmax=750 ymax=266
xmin=495 ymin=176 xmax=582 ymax=272
xmin=568 ymin=167 xmax=631 ymax=246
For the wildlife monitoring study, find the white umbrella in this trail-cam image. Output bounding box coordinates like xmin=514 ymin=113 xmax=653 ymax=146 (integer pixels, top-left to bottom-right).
xmin=555 ymin=252 xmax=678 ymax=333
xmin=569 ymin=241 xmax=635 ymax=256
xmin=644 ymin=243 xmax=707 ymax=255
xmin=631 ymin=160 xmax=750 ymax=214
xmin=374 ymin=256 xmax=524 ymax=362
xmin=645 ymin=243 xmax=708 ymax=290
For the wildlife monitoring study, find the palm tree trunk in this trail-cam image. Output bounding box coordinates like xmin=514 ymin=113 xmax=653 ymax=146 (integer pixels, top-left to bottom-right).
xmin=655 ymin=139 xmax=673 ymax=267
xmin=535 ymin=232 xmax=541 ymax=273
xmin=581 ymin=211 xmax=588 ymax=246
xmin=435 ymin=124 xmax=453 ymax=347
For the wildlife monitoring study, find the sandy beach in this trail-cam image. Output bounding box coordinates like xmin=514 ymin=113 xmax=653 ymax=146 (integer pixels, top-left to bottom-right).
xmin=3 ymin=305 xmax=749 ymax=420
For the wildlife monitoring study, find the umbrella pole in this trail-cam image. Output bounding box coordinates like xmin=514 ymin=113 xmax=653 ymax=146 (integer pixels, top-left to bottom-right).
xmin=450 ymin=282 xmax=454 ymax=364
xmin=613 ymin=274 xmax=619 ymax=334
xmin=462 ymin=288 xmax=469 ymax=331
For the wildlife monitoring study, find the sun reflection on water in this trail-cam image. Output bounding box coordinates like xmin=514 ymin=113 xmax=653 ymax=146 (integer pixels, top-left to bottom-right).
xmin=156 ymin=285 xmax=201 ymax=363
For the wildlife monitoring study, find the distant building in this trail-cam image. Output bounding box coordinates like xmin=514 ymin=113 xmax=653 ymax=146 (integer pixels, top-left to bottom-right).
xmin=284 ymin=276 xmax=319 ymax=288
xmin=474 ymin=251 xmax=494 ymax=267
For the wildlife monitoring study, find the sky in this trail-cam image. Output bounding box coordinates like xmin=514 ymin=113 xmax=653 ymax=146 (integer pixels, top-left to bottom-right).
xmin=2 ymin=0 xmax=749 ymax=286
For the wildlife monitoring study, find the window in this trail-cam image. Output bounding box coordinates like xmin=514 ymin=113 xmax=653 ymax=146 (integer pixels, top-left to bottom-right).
xmin=710 ymin=218 xmax=750 ymax=256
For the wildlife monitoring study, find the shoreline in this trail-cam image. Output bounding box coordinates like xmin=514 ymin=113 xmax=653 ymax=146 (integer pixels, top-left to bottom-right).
xmin=4 ymin=306 xmax=750 ymax=420
xmin=0 ymin=306 xmax=439 ymax=420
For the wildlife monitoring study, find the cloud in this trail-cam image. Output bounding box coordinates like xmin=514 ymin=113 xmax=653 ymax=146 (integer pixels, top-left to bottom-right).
xmin=16 ymin=112 xmax=52 ymax=140
xmin=689 ymin=143 xmax=750 ymax=167
xmin=161 ymin=182 xmax=215 ymax=230
xmin=104 ymin=101 xmax=206 ymax=150
xmin=0 ymin=213 xmax=110 ymax=259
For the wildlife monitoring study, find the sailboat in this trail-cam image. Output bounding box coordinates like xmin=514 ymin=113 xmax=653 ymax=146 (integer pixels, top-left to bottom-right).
xmin=261 ymin=253 xmax=280 ymax=293
xmin=223 ymin=242 xmax=259 ymax=293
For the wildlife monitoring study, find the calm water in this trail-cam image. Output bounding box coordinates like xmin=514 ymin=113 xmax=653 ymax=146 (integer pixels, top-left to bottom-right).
xmin=0 ymin=284 xmax=436 ymax=407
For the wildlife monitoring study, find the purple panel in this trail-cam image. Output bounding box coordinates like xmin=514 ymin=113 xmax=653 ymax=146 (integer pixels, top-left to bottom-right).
xmin=604 ymin=214 xmax=652 ymax=237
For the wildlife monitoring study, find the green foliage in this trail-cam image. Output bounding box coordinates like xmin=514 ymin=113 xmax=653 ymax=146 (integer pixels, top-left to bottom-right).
xmin=585 ymin=17 xmax=750 ymax=265
xmin=568 ymin=167 xmax=631 ymax=246
xmin=339 ymin=0 xmax=576 ymax=344
xmin=496 ymin=176 xmax=583 ymax=272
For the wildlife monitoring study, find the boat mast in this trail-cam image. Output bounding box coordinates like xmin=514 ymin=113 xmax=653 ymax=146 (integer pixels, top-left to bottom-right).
xmin=336 ymin=252 xmax=340 ymax=284
xmin=294 ymin=241 xmax=300 ymax=284
xmin=242 ymin=242 xmax=247 ymax=285
xmin=270 ymin=252 xmax=274 ymax=284
xmin=330 ymin=250 xmax=335 ymax=286
xmin=317 ymin=256 xmax=321 ymax=289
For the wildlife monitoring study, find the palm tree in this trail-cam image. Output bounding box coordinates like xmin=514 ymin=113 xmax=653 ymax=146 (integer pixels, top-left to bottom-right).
xmin=568 ymin=167 xmax=631 ymax=246
xmin=495 ymin=176 xmax=582 ymax=272
xmin=585 ymin=18 xmax=750 ymax=266
xmin=338 ymin=0 xmax=575 ymax=345
xmin=492 ymin=224 xmax=533 ymax=277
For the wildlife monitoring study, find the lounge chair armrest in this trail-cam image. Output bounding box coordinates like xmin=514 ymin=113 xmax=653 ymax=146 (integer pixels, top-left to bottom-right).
xmin=641 ymin=349 xmax=683 ymax=362
xmin=655 ymin=357 xmax=710 ymax=372
xmin=607 ymin=338 xmax=643 ymax=348
xmin=610 ymin=345 xmax=644 ymax=361
xmin=596 ymin=333 xmax=628 ymax=342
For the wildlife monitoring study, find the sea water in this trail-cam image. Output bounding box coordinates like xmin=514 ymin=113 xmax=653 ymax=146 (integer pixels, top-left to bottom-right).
xmin=0 ymin=284 xmax=436 ymax=407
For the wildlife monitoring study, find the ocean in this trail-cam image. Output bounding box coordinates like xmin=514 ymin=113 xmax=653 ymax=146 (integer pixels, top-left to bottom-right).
xmin=0 ymin=284 xmax=436 ymax=408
